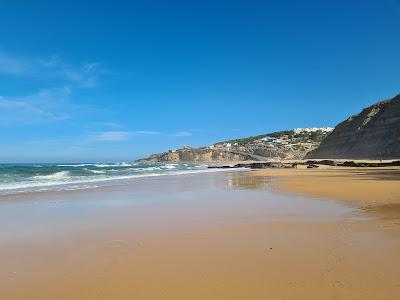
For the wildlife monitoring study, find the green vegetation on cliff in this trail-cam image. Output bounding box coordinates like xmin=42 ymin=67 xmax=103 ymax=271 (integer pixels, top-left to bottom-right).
xmin=221 ymin=129 xmax=328 ymax=146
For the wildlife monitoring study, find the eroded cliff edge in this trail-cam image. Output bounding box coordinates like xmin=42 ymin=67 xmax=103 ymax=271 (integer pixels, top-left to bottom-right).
xmin=306 ymin=94 xmax=400 ymax=159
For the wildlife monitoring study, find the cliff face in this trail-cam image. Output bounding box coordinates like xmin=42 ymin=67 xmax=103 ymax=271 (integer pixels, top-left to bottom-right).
xmin=138 ymin=148 xmax=250 ymax=163
xmin=306 ymin=94 xmax=400 ymax=159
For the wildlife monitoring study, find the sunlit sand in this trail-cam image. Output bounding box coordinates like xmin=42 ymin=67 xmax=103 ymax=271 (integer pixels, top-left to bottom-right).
xmin=1 ymin=171 xmax=400 ymax=299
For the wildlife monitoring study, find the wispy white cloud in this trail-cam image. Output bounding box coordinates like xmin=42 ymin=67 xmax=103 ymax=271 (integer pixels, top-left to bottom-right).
xmin=171 ymin=131 xmax=192 ymax=137
xmin=0 ymin=51 xmax=108 ymax=126
xmin=0 ymin=88 xmax=71 ymax=125
xmin=0 ymin=52 xmax=104 ymax=87
xmin=90 ymin=131 xmax=160 ymax=142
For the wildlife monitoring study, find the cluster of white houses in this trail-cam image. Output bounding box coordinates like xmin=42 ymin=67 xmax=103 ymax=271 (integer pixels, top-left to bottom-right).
xmin=259 ymin=136 xmax=289 ymax=145
xmin=168 ymin=128 xmax=333 ymax=153
xmin=293 ymin=127 xmax=334 ymax=134
xmin=208 ymin=142 xmax=237 ymax=149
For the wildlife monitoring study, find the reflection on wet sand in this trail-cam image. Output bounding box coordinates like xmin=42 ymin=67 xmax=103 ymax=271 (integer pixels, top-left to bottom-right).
xmin=250 ymin=167 xmax=400 ymax=206
xmin=363 ymin=203 xmax=400 ymax=223
xmin=226 ymin=172 xmax=272 ymax=190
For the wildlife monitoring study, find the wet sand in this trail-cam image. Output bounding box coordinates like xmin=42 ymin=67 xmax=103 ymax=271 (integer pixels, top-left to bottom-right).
xmin=251 ymin=166 xmax=400 ymax=206
xmin=1 ymin=171 xmax=400 ymax=299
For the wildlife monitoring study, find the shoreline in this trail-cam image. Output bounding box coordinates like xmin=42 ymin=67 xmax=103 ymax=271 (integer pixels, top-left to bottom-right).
xmin=0 ymin=166 xmax=243 ymax=199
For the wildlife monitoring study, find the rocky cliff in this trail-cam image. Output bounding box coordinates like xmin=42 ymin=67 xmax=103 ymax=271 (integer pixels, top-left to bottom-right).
xmin=306 ymin=94 xmax=400 ymax=159
xmin=138 ymin=148 xmax=251 ymax=163
xmin=136 ymin=128 xmax=332 ymax=163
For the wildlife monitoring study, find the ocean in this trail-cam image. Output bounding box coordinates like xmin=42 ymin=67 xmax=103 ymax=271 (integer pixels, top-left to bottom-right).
xmin=0 ymin=163 xmax=229 ymax=195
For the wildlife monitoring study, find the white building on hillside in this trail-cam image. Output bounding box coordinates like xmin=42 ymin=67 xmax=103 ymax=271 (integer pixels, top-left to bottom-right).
xmin=260 ymin=136 xmax=276 ymax=142
xmin=224 ymin=143 xmax=232 ymax=148
xmin=294 ymin=127 xmax=334 ymax=134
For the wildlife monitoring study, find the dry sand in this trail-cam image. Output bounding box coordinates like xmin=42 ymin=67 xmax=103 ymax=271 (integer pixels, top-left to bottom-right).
xmin=1 ymin=171 xmax=400 ymax=299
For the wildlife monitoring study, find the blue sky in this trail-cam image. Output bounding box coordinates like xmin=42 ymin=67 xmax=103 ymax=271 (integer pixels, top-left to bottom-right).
xmin=0 ymin=1 xmax=399 ymax=162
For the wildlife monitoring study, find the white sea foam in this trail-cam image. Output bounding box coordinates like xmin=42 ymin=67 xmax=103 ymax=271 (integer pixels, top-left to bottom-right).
xmin=33 ymin=171 xmax=71 ymax=180
xmin=136 ymin=167 xmax=162 ymax=171
xmin=163 ymin=164 xmax=176 ymax=169
xmin=93 ymin=163 xmax=133 ymax=167
xmin=0 ymin=167 xmax=244 ymax=195
xmin=58 ymin=164 xmax=95 ymax=167
xmin=85 ymin=169 xmax=107 ymax=174
xmin=58 ymin=163 xmax=134 ymax=168
xmin=118 ymin=162 xmax=132 ymax=167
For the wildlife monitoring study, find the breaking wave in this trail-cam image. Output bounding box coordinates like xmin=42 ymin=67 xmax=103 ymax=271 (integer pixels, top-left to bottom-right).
xmin=0 ymin=163 xmax=241 ymax=195
xmin=33 ymin=171 xmax=71 ymax=180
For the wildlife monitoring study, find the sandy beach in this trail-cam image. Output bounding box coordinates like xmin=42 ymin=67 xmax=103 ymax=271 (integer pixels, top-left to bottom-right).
xmin=251 ymin=166 xmax=400 ymax=206
xmin=1 ymin=170 xmax=400 ymax=299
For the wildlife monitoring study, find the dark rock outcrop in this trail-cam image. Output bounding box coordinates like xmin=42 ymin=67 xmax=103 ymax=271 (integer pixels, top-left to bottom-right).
xmin=208 ymin=160 xmax=400 ymax=170
xmin=306 ymin=94 xmax=400 ymax=159
xmin=304 ymin=160 xmax=400 ymax=167
xmin=208 ymin=162 xmax=297 ymax=169
xmin=307 ymin=164 xmax=319 ymax=169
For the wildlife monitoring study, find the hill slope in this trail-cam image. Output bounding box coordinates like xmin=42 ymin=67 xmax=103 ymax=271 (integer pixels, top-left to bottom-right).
xmin=306 ymin=94 xmax=400 ymax=159
xmin=137 ymin=128 xmax=332 ymax=163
